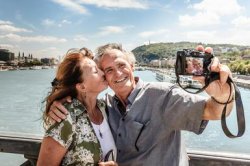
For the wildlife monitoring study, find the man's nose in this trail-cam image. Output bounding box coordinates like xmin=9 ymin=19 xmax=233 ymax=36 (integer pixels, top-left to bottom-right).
xmin=114 ymin=68 xmax=123 ymax=76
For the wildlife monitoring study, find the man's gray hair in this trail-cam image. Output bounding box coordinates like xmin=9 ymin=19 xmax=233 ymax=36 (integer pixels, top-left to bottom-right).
xmin=94 ymin=43 xmax=136 ymax=66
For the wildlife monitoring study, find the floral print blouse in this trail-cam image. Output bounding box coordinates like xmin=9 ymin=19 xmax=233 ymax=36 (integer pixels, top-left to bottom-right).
xmin=45 ymin=98 xmax=106 ymax=166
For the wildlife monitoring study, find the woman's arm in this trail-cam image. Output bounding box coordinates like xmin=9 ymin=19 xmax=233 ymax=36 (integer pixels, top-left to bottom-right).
xmin=37 ymin=137 xmax=67 ymax=166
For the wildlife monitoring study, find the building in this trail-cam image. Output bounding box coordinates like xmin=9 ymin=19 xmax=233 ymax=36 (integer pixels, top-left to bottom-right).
xmin=242 ymin=55 xmax=250 ymax=60
xmin=0 ymin=49 xmax=14 ymax=61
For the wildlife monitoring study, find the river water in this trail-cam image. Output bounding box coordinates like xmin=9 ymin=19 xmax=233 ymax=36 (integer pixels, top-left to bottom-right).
xmin=0 ymin=69 xmax=249 ymax=164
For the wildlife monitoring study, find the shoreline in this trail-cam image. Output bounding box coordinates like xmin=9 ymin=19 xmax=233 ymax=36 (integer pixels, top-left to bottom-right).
xmin=146 ymin=67 xmax=250 ymax=89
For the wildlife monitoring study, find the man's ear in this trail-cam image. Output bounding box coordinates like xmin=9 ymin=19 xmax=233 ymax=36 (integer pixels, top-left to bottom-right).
xmin=131 ymin=63 xmax=134 ymax=71
xmin=76 ymin=83 xmax=86 ymax=92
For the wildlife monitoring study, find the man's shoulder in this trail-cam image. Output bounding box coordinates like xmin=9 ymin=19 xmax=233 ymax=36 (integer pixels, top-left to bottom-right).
xmin=143 ymin=82 xmax=177 ymax=91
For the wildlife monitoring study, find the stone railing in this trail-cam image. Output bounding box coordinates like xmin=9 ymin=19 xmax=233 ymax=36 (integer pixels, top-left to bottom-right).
xmin=1 ymin=132 xmax=250 ymax=166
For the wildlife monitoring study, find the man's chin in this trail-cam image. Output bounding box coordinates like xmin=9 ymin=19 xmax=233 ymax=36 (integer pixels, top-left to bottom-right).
xmin=113 ymin=84 xmax=133 ymax=92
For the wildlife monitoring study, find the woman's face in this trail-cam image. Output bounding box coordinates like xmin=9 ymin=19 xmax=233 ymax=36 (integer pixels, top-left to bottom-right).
xmin=186 ymin=60 xmax=194 ymax=74
xmin=79 ymin=58 xmax=108 ymax=94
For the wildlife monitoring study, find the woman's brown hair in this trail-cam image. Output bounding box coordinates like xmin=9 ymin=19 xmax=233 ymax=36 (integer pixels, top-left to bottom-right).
xmin=43 ymin=47 xmax=93 ymax=127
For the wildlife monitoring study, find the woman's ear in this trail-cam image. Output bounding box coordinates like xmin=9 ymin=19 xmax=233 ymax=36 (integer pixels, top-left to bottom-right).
xmin=76 ymin=83 xmax=86 ymax=92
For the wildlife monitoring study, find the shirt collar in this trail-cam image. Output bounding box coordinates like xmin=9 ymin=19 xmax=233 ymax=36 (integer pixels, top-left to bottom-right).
xmin=113 ymin=77 xmax=144 ymax=106
xmin=72 ymin=98 xmax=87 ymax=116
xmin=127 ymin=77 xmax=143 ymax=105
xmin=71 ymin=98 xmax=104 ymax=117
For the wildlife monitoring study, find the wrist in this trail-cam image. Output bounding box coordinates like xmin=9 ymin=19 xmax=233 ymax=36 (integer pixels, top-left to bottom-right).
xmin=211 ymin=95 xmax=234 ymax=105
xmin=211 ymin=82 xmax=235 ymax=105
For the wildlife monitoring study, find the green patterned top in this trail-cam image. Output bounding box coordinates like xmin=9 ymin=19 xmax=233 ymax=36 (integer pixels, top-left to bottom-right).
xmin=45 ymin=98 xmax=106 ymax=166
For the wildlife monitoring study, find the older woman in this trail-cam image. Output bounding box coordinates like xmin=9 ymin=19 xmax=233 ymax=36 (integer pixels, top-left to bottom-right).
xmin=37 ymin=48 xmax=117 ymax=166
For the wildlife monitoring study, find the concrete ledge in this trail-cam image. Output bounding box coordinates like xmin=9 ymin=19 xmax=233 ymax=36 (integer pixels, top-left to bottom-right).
xmin=188 ymin=149 xmax=250 ymax=166
xmin=1 ymin=132 xmax=250 ymax=166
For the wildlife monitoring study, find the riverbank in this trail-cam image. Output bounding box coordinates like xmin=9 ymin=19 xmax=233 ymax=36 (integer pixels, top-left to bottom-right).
xmin=147 ymin=67 xmax=250 ymax=89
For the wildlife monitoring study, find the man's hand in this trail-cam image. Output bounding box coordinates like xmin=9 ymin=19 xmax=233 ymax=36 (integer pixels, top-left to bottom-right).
xmin=48 ymin=96 xmax=72 ymax=122
xmin=203 ymin=47 xmax=233 ymax=102
xmin=198 ymin=46 xmax=234 ymax=120
xmin=99 ymin=161 xmax=118 ymax=166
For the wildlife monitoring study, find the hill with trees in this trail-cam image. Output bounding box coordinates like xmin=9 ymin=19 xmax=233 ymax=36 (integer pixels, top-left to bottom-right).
xmin=132 ymin=42 xmax=250 ymax=74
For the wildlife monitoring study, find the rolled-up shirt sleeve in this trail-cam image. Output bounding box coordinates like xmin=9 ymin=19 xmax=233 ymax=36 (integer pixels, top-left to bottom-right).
xmin=163 ymin=85 xmax=208 ymax=134
xmin=45 ymin=116 xmax=74 ymax=149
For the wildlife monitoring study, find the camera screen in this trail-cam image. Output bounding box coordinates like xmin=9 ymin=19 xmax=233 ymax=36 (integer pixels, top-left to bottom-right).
xmin=185 ymin=57 xmax=204 ymax=75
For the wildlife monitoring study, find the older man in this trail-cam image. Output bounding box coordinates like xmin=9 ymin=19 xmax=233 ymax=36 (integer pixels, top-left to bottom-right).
xmin=49 ymin=43 xmax=234 ymax=166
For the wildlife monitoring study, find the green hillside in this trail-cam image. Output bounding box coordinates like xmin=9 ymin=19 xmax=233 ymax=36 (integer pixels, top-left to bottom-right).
xmin=132 ymin=41 xmax=250 ymax=63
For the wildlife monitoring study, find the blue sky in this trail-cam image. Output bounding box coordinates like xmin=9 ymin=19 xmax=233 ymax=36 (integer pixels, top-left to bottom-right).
xmin=0 ymin=0 xmax=250 ymax=58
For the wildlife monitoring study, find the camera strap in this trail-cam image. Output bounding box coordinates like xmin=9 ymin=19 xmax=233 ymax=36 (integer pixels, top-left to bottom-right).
xmin=205 ymin=73 xmax=245 ymax=138
xmin=176 ymin=72 xmax=245 ymax=138
xmin=221 ymin=77 xmax=245 ymax=138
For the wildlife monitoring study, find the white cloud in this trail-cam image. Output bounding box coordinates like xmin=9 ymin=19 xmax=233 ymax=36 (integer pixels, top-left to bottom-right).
xmin=185 ymin=30 xmax=218 ymax=42
xmin=191 ymin=0 xmax=242 ymax=16
xmin=232 ymin=16 xmax=250 ymax=29
xmin=0 ymin=44 xmax=16 ymax=49
xmin=139 ymin=29 xmax=169 ymax=38
xmin=73 ymin=35 xmax=88 ymax=42
xmin=51 ymin=0 xmax=88 ymax=14
xmin=179 ymin=0 xmax=244 ymax=27
xmin=0 ymin=20 xmax=32 ymax=33
xmin=179 ymin=12 xmax=220 ymax=27
xmin=62 ymin=19 xmax=71 ymax=24
xmin=42 ymin=19 xmax=72 ymax=28
xmin=35 ymin=47 xmax=64 ymax=58
xmin=99 ymin=26 xmax=125 ymax=36
xmin=51 ymin=0 xmax=148 ymax=14
xmin=181 ymin=29 xmax=250 ymax=46
xmin=0 ymin=20 xmax=13 ymax=25
xmin=42 ymin=19 xmax=56 ymax=27
xmin=77 ymin=0 xmax=148 ymax=9
xmin=0 ymin=33 xmax=67 ymax=43
xmin=226 ymin=29 xmax=250 ymax=45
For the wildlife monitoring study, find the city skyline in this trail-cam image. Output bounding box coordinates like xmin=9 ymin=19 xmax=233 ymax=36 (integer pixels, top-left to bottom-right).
xmin=1 ymin=0 xmax=250 ymax=58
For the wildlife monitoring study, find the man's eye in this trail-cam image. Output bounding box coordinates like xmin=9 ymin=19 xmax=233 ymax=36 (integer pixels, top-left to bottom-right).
xmin=105 ymin=69 xmax=113 ymax=74
xmin=119 ymin=64 xmax=125 ymax=68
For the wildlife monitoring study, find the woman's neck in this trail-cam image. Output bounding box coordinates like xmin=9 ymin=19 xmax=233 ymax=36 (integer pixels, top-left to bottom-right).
xmin=77 ymin=92 xmax=97 ymax=110
xmin=77 ymin=92 xmax=102 ymax=124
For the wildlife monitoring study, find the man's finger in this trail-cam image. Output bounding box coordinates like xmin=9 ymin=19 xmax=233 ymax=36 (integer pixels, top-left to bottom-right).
xmin=99 ymin=161 xmax=117 ymax=166
xmin=65 ymin=96 xmax=72 ymax=103
xmin=219 ymin=64 xmax=231 ymax=85
xmin=53 ymin=107 xmax=67 ymax=119
xmin=48 ymin=111 xmax=62 ymax=123
xmin=210 ymin=57 xmax=220 ymax=72
xmin=53 ymin=101 xmax=69 ymax=115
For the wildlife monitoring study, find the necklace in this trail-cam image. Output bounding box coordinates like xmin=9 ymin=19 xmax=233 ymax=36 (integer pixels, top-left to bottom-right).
xmin=88 ymin=106 xmax=104 ymax=139
xmin=98 ymin=123 xmax=103 ymax=138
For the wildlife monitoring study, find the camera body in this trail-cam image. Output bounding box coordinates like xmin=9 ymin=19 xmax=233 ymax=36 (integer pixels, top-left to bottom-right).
xmin=175 ymin=49 xmax=214 ymax=76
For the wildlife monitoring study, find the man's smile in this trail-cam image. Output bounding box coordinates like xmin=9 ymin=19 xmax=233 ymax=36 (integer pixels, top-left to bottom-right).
xmin=114 ymin=77 xmax=128 ymax=83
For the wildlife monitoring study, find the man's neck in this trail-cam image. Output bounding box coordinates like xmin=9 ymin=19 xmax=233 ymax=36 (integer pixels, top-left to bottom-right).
xmin=115 ymin=77 xmax=139 ymax=107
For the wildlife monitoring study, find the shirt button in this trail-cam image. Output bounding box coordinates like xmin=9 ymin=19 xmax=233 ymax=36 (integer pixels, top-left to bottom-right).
xmin=118 ymin=133 xmax=121 ymax=137
xmin=118 ymin=149 xmax=121 ymax=153
xmin=122 ymin=118 xmax=125 ymax=121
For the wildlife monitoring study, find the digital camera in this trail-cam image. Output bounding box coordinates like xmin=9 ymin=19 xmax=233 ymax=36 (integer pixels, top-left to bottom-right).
xmin=175 ymin=49 xmax=214 ymax=76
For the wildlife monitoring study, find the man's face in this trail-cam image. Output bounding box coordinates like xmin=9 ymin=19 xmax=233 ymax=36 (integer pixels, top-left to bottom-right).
xmin=100 ymin=49 xmax=135 ymax=97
